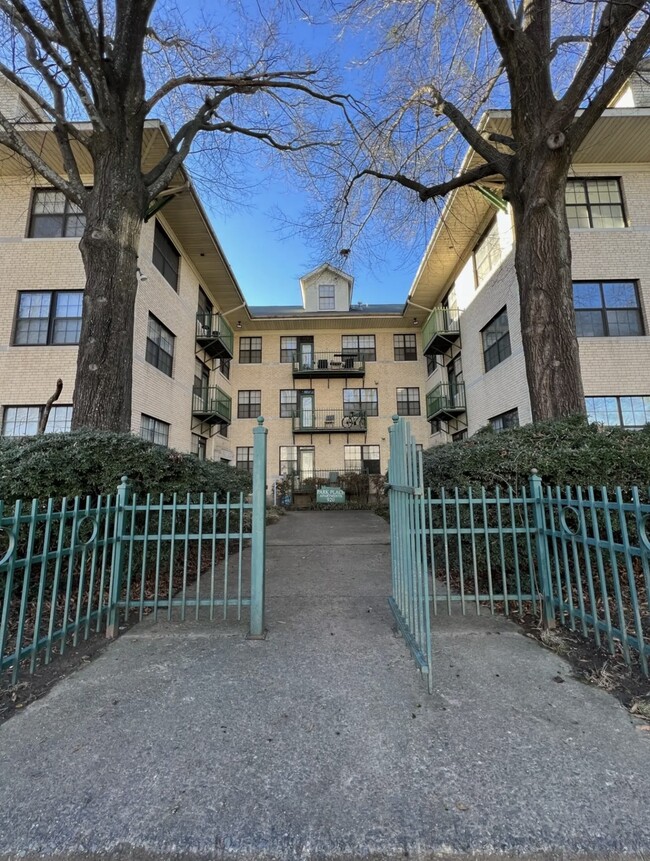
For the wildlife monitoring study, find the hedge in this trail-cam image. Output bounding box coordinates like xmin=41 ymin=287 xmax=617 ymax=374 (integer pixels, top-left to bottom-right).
xmin=0 ymin=430 xmax=252 ymax=502
xmin=422 ymin=416 xmax=650 ymax=491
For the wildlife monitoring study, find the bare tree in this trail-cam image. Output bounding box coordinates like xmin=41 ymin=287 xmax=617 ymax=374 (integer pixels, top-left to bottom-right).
xmin=0 ymin=1 xmax=346 ymax=432
xmin=37 ymin=378 xmax=63 ymax=434
xmin=328 ymin=0 xmax=650 ymax=422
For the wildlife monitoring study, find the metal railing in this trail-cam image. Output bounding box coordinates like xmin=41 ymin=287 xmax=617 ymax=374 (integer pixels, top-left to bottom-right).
xmin=277 ymin=469 xmax=373 ymax=494
xmin=195 ymin=312 xmax=234 ymax=358
xmin=1 ymin=419 xmax=269 ymax=684
xmin=292 ymin=352 xmax=366 ymax=374
xmin=422 ymin=307 xmax=461 ymax=355
xmin=426 ymin=382 xmax=466 ymax=419
xmin=291 ymin=408 xmax=367 ymax=433
xmin=192 ymin=385 xmax=232 ymax=423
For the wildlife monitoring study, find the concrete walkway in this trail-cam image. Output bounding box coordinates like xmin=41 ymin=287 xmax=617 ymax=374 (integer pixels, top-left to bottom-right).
xmin=1 ymin=511 xmax=649 ymax=860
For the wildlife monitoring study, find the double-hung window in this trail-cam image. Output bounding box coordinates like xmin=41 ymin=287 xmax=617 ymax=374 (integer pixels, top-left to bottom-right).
xmin=140 ymin=414 xmax=170 ymax=446
xmin=341 ymin=335 xmax=376 ymax=362
xmin=489 ymin=408 xmax=519 ymax=432
xmin=344 ymin=445 xmax=380 ymax=474
xmin=396 ymin=387 xmax=420 ymax=416
xmin=393 ymin=334 xmax=417 ymax=361
xmin=14 ymin=291 xmax=83 ymax=346
xmin=239 ymin=337 xmax=262 ymax=364
xmin=192 ymin=434 xmax=207 ymax=460
xmin=573 ymin=281 xmax=644 ymax=337
xmin=565 ymin=178 xmax=625 ymax=228
xmin=280 ymin=337 xmax=297 ymax=363
xmin=474 ymin=218 xmax=501 ymax=285
xmin=343 ymin=388 xmax=378 ymax=416
xmin=145 ymin=314 xmax=175 ymax=377
xmin=238 ymin=390 xmax=261 ymax=419
xmin=280 ymin=390 xmax=298 ymax=418
xmin=152 ymin=221 xmax=180 ymax=290
xmin=319 ymin=285 xmax=335 ymax=310
xmin=481 ymin=308 xmax=511 ymax=371
xmin=28 ymin=189 xmax=85 ymax=238
xmin=236 ymin=447 xmax=254 ymax=471
xmin=279 ymin=446 xmax=299 ymax=475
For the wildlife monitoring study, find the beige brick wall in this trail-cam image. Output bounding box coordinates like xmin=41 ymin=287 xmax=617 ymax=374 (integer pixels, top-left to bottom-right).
xmin=229 ymin=327 xmax=431 ymax=484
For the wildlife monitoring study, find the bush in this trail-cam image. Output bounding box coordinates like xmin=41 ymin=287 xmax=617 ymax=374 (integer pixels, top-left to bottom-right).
xmin=422 ymin=416 xmax=650 ymax=491
xmin=0 ymin=430 xmax=252 ymax=502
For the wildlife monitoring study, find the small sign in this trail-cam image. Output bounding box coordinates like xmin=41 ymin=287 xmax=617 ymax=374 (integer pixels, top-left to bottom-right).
xmin=317 ymin=487 xmax=346 ymax=504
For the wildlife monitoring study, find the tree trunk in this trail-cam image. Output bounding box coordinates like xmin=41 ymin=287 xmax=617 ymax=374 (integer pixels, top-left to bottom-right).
xmin=509 ymin=152 xmax=586 ymax=422
xmin=72 ymin=166 xmax=146 ymax=432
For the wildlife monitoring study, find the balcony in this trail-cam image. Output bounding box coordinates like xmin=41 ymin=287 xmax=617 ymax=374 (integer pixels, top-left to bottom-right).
xmin=196 ymin=313 xmax=234 ymax=359
xmin=192 ymin=386 xmax=232 ymax=425
xmin=292 ymin=352 xmax=365 ymax=378
xmin=292 ymin=409 xmax=367 ymax=434
xmin=426 ymin=383 xmax=466 ymax=421
xmin=422 ymin=307 xmax=461 ymax=356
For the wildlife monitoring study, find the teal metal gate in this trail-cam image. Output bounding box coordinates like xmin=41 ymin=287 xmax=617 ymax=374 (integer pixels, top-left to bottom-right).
xmin=387 ymin=416 xmax=433 ymax=692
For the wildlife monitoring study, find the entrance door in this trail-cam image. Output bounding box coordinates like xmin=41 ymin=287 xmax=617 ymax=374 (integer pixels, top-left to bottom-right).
xmin=298 ymin=447 xmax=315 ymax=482
xmin=298 ymin=390 xmax=314 ymax=429
xmin=298 ymin=337 xmax=314 ymax=370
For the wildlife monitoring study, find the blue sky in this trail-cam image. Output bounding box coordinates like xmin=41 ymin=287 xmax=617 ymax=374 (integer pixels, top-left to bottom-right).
xmin=179 ymin=1 xmax=427 ymax=308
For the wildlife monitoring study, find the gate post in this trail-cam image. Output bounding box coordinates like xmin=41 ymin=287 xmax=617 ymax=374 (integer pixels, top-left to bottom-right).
xmin=529 ymin=469 xmax=555 ymax=628
xmin=249 ymin=416 xmax=268 ymax=639
xmin=107 ymin=475 xmax=130 ymax=639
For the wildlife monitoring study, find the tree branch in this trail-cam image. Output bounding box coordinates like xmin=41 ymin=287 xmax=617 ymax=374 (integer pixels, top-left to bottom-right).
xmin=349 ymin=160 xmax=504 ymax=204
xmin=37 ymin=378 xmax=63 ymax=435
xmin=473 ymin=0 xmax=519 ymax=70
xmin=549 ymin=34 xmax=593 ymax=62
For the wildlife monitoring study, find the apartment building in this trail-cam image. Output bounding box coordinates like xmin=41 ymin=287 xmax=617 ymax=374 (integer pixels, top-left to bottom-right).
xmin=0 ymin=81 xmax=243 ymax=463
xmin=411 ymin=74 xmax=650 ymax=444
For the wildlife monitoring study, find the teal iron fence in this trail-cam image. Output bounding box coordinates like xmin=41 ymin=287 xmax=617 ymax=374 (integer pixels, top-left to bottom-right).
xmin=389 ymin=418 xmax=650 ymax=686
xmin=0 ymin=418 xmax=268 ymax=685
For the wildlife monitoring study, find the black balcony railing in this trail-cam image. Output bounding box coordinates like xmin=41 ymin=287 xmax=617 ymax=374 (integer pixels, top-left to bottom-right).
xmin=292 ymin=352 xmax=365 ymax=377
xmin=292 ymin=408 xmax=367 ymax=433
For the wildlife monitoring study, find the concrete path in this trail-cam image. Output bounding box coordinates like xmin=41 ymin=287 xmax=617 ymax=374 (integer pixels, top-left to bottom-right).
xmin=1 ymin=511 xmax=649 ymax=860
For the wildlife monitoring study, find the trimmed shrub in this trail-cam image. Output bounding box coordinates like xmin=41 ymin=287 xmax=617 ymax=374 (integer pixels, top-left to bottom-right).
xmin=422 ymin=416 xmax=650 ymax=491
xmin=0 ymin=430 xmax=251 ymax=502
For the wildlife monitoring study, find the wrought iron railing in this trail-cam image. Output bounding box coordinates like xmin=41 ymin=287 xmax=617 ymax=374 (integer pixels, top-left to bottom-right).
xmin=292 ymin=352 xmax=365 ymax=374
xmin=291 ymin=408 xmax=367 ymax=432
xmin=195 ymin=312 xmax=234 ymax=357
xmin=421 ymin=307 xmax=461 ymax=355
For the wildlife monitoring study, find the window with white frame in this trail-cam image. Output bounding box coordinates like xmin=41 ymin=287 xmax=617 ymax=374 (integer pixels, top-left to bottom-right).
xmin=586 ymin=396 xmax=650 ymax=429
xmin=14 ymin=291 xmax=83 ymax=346
xmin=473 ymin=218 xmax=501 ymax=285
xmin=565 ymin=178 xmax=625 ymax=229
xmin=318 ymin=285 xmax=335 ymax=310
xmin=140 ymin=414 xmax=169 ymax=446
xmin=343 ymin=388 xmax=378 ymax=416
xmin=2 ymin=404 xmax=72 ymax=436
xmin=279 ymin=446 xmax=298 ymax=475
xmin=28 ymin=189 xmax=85 ymax=238
xmin=344 ymin=445 xmax=380 ymax=474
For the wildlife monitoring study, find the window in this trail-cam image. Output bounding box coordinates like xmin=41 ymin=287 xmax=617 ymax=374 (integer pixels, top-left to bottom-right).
xmin=238 ymin=390 xmax=261 ymax=419
xmin=319 ymin=284 xmax=335 ymax=310
xmin=280 ymin=337 xmax=297 ymax=363
xmin=2 ymin=404 xmax=72 ymax=436
xmin=396 ymin=387 xmax=421 ymax=416
xmin=140 ymin=414 xmax=169 ymax=446
xmin=573 ymin=281 xmax=643 ymax=337
xmin=343 ymin=388 xmax=378 ymax=416
xmin=482 ymin=308 xmax=511 ymax=372
xmin=219 ymin=357 xmax=231 ymax=379
xmin=192 ymin=434 xmax=207 ymax=460
xmin=430 ymin=419 xmax=441 ymax=434
xmin=28 ymin=189 xmax=85 ymax=238
xmin=427 ymin=355 xmax=436 ymax=376
xmin=280 ymin=390 xmax=298 ymax=418
xmin=393 ymin=334 xmax=417 ymax=361
xmin=586 ymin=396 xmax=650 ymax=429
xmin=152 ymin=221 xmax=180 ymax=290
xmin=236 ymin=446 xmax=254 ymax=471
xmin=14 ymin=291 xmax=83 ymax=346
xmin=145 ymin=314 xmax=175 ymax=377
xmin=341 ymin=335 xmax=376 ymax=362
xmin=194 ymin=358 xmax=209 ymax=396
xmin=489 ymin=408 xmax=519 ymax=432
xmin=280 ymin=446 xmax=298 ymax=475
xmin=474 ymin=218 xmax=501 ymax=284
xmin=239 ymin=336 xmax=262 ymax=364
xmin=198 ymin=288 xmax=213 ymax=318
xmin=344 ymin=445 xmax=380 ymax=474
xmin=565 ymin=178 xmax=625 ymax=229
xmin=452 ymin=430 xmax=468 ymax=442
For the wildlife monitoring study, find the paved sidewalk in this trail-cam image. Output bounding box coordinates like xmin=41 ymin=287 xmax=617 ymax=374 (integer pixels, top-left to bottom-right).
xmin=1 ymin=511 xmax=649 ymax=860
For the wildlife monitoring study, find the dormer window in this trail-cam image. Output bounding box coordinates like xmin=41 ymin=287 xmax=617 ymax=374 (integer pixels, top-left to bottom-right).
xmin=319 ymin=285 xmax=335 ymax=310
